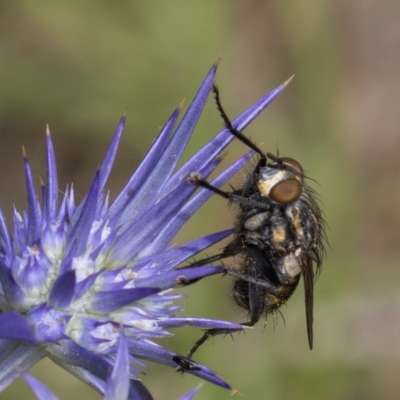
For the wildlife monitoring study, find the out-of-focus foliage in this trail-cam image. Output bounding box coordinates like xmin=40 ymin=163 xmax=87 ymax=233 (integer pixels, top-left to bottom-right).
xmin=1 ymin=1 xmax=399 ymax=399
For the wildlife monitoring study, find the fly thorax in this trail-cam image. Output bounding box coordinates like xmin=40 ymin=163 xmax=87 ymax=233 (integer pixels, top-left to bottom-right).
xmin=285 ymin=205 xmax=305 ymax=242
xmin=243 ymin=211 xmax=270 ymax=231
xmin=287 ymin=195 xmax=320 ymax=250
xmin=268 ymin=211 xmax=290 ymax=252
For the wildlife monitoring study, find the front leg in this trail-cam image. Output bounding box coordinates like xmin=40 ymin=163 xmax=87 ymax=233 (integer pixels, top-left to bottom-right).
xmin=188 ymin=172 xmax=270 ymax=209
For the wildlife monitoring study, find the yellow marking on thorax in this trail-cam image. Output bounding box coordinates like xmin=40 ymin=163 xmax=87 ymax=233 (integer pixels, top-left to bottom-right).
xmin=290 ymin=207 xmax=304 ymax=239
xmin=272 ymin=225 xmax=286 ymax=243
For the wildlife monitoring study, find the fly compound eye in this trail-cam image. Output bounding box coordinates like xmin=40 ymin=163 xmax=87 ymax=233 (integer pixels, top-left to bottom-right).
xmin=279 ymin=157 xmax=303 ymax=173
xmin=269 ymin=178 xmax=302 ymax=204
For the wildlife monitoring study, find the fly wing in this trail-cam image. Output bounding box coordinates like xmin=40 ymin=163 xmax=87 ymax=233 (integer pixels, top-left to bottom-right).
xmin=302 ymin=256 xmax=315 ymax=349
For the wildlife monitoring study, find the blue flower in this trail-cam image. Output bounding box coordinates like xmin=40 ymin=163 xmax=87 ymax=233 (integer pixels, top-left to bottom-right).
xmin=0 ymin=61 xmax=288 ymax=399
xmin=23 ymin=333 xmax=203 ymax=400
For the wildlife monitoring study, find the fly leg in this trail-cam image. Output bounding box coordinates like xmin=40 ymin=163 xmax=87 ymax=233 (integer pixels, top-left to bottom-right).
xmin=188 ymin=172 xmax=270 ymax=209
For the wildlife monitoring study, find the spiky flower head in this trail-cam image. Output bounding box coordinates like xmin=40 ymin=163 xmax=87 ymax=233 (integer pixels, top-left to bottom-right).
xmin=0 ymin=62 xmax=288 ymax=399
xmin=23 ymin=332 xmax=202 ymax=399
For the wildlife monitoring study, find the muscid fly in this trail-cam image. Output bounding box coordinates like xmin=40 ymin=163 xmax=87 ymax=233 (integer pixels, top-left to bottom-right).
xmin=179 ymin=80 xmax=325 ymax=362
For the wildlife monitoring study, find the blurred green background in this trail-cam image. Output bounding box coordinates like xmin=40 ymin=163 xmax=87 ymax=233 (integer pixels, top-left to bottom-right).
xmin=1 ymin=1 xmax=399 ymax=399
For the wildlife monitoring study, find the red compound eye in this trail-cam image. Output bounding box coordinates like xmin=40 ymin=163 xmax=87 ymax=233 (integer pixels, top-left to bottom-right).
xmin=269 ymin=178 xmax=302 ymax=204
